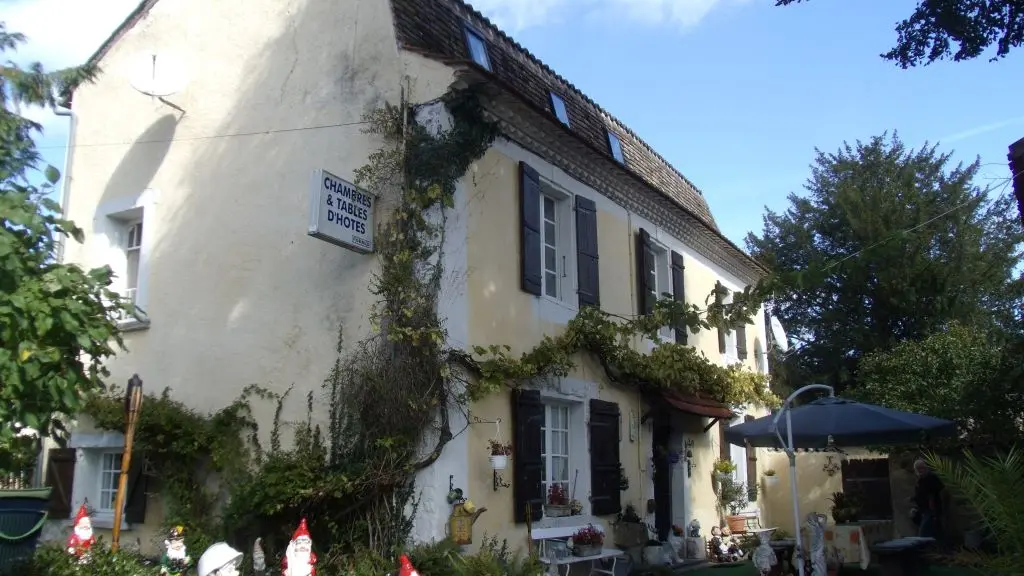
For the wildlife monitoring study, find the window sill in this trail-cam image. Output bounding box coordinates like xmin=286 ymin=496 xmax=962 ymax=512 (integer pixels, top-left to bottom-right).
xmin=538 ymin=295 xmax=577 ymax=325
xmin=117 ymin=318 xmax=151 ymax=332
xmin=63 ymin=514 xmax=131 ymax=531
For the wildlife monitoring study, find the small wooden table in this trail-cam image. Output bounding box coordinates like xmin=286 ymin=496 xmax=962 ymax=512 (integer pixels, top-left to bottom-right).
xmin=870 ymin=537 xmax=935 ymax=576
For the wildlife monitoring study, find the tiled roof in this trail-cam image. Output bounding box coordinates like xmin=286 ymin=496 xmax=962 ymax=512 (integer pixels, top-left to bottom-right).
xmin=389 ymin=0 xmax=720 ymax=232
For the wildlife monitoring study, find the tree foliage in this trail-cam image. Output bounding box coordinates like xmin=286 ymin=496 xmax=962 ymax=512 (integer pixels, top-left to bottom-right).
xmin=747 ymin=133 xmax=1024 ymax=394
xmin=855 ymin=323 xmax=1024 ymax=447
xmin=776 ymin=0 xmax=1024 ymax=67
xmin=926 ymin=447 xmax=1024 ymax=571
xmin=1 ymin=22 xmax=125 ymax=459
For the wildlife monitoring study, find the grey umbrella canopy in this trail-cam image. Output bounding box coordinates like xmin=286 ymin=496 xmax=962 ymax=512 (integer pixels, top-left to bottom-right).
xmin=723 ymin=396 xmax=957 ymax=449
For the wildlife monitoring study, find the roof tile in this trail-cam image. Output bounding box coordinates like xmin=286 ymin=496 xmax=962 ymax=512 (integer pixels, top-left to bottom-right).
xmin=389 ymin=0 xmax=720 ymax=231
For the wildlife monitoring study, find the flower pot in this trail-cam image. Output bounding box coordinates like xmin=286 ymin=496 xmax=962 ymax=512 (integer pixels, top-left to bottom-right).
xmin=489 ymin=454 xmax=508 ymax=470
xmin=763 ymin=475 xmax=779 ymax=487
xmin=726 ymin=515 xmax=747 ymax=533
xmin=545 ymin=504 xmax=571 ymax=517
xmin=573 ymin=544 xmax=602 ymax=557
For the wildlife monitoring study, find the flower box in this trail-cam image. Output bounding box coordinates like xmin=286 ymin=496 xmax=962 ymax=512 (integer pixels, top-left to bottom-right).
xmin=573 ymin=544 xmax=602 ymax=557
xmin=544 ymin=504 xmax=572 ymax=517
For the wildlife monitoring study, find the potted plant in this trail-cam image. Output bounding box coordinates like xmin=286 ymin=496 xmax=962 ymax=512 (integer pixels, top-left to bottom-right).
xmin=488 ymin=439 xmax=512 ymax=470
xmin=718 ymin=476 xmax=750 ymax=533
xmin=571 ymin=524 xmax=604 ymax=557
xmin=763 ymin=468 xmax=778 ymax=487
xmin=613 ymin=504 xmax=646 ymax=547
xmin=713 ymin=458 xmax=736 ymax=481
xmin=545 ymin=483 xmax=571 ymax=517
xmin=828 ymin=491 xmax=860 ymax=524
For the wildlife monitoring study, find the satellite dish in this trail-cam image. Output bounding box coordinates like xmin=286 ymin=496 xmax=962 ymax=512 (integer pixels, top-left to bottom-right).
xmin=769 ymin=316 xmax=789 ymax=352
xmin=129 ymin=51 xmax=187 ymax=97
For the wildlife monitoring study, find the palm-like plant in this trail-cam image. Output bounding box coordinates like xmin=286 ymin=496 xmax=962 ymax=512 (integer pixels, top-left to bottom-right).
xmin=926 ymin=447 xmax=1024 ymax=572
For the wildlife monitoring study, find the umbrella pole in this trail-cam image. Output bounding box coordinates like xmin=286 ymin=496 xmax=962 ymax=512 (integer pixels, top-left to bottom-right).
xmin=786 ymin=409 xmax=804 ymax=576
xmin=772 ymin=384 xmax=832 ymax=576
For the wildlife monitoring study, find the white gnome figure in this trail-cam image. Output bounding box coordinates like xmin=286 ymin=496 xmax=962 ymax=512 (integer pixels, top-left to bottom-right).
xmin=805 ymin=512 xmax=827 ymax=576
xmin=198 ymin=542 xmax=243 ymax=576
xmin=253 ymin=537 xmax=266 ymax=575
xmin=282 ymin=518 xmax=317 ymax=576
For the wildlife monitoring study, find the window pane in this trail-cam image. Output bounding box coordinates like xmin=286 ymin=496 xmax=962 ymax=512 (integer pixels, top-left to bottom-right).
xmin=560 ymin=431 xmax=569 ymax=454
xmin=545 ymin=246 xmax=557 ymax=272
xmin=544 ymin=221 xmax=556 ymax=244
xmin=543 ymin=196 xmax=555 ymax=221
xmin=553 ymin=456 xmax=567 ymax=482
xmin=545 ymin=273 xmax=557 ymax=297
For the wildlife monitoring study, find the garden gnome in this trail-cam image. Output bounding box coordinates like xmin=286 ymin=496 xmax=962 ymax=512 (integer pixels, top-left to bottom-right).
xmin=198 ymin=542 xmax=243 ymax=576
xmin=398 ymin=555 xmax=421 ymax=576
xmin=805 ymin=512 xmax=827 ymax=576
xmin=161 ymin=525 xmax=192 ymax=575
xmin=253 ymin=537 xmax=266 ymax=575
xmin=282 ymin=518 xmax=317 ymax=576
xmin=66 ymin=503 xmax=95 ymax=563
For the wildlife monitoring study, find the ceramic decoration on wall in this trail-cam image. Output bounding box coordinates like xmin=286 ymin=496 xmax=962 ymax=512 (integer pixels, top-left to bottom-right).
xmin=66 ymin=504 xmax=95 ymax=564
xmin=282 ymin=518 xmax=317 ymax=576
xmin=160 ymin=525 xmax=192 ymax=575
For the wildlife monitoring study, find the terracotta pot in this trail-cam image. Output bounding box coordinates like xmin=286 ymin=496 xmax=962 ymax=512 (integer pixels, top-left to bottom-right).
xmin=489 ymin=454 xmax=508 ymax=470
xmin=726 ymin=515 xmax=747 ymax=533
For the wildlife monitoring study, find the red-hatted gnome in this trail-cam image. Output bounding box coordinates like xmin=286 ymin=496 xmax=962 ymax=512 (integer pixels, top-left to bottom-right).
xmin=282 ymin=518 xmax=317 ymax=576
xmin=66 ymin=504 xmax=96 ymax=563
xmin=399 ymin=555 xmax=421 ymax=576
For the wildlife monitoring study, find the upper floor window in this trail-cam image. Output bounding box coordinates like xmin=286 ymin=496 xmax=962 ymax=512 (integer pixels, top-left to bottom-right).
xmin=550 ymin=93 xmax=569 ymax=126
xmin=464 ymin=27 xmax=491 ymax=71
xmin=124 ymin=221 xmax=142 ymax=305
xmin=607 ymin=131 xmax=624 ymax=164
xmin=539 ymin=183 xmax=574 ymax=306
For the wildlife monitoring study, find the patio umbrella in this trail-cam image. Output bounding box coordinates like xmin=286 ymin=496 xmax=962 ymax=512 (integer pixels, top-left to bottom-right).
xmin=723 ymin=396 xmax=957 ymax=448
xmin=721 ymin=385 xmax=956 ymax=576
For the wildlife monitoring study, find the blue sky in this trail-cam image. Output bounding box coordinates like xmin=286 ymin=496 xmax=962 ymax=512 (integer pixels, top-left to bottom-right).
xmin=8 ymin=0 xmax=1024 ymax=247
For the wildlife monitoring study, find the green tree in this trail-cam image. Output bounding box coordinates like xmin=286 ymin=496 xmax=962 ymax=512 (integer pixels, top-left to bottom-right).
xmin=1 ymin=22 xmax=127 ymax=468
xmin=855 ymin=323 xmax=1023 ymax=447
xmin=776 ymin=0 xmax=1024 ymax=67
xmin=747 ymin=133 xmax=1024 ymax=394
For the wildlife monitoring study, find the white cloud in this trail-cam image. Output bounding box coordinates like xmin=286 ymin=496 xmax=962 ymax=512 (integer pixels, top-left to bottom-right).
xmin=466 ymin=0 xmax=747 ymax=31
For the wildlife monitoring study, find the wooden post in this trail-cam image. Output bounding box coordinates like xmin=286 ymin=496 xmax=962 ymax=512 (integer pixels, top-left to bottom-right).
xmin=111 ymin=375 xmax=144 ymax=552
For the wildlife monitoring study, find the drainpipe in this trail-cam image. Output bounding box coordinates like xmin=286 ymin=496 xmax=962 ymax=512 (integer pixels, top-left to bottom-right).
xmin=53 ymin=106 xmax=75 ymax=264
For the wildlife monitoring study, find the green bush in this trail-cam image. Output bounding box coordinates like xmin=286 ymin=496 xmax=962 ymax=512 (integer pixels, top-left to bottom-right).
xmin=18 ymin=537 xmax=542 ymax=576
xmin=17 ymin=540 xmax=158 ymax=576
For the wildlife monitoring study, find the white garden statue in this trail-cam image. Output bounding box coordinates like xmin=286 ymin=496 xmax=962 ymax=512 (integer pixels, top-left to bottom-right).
xmin=805 ymin=513 xmax=827 ymax=576
xmin=752 ymin=529 xmax=778 ymax=576
xmin=198 ymin=542 xmax=243 ymax=576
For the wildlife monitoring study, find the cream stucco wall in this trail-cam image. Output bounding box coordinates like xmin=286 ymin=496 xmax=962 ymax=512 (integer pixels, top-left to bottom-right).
xmin=52 ymin=0 xmax=460 ymax=555
xmin=457 ymin=140 xmax=777 ymax=551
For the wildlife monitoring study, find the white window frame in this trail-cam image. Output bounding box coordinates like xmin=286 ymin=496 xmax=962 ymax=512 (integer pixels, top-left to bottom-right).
xmin=124 ymin=220 xmax=142 ymax=304
xmin=97 ymin=451 xmax=123 ymax=513
xmin=104 ymin=208 xmax=150 ymax=330
xmin=541 ymin=403 xmax=571 ymax=499
xmin=538 ymin=182 xmax=576 ymax=309
xmin=647 ymin=238 xmax=674 ymax=341
xmin=722 ymin=290 xmax=738 ymax=361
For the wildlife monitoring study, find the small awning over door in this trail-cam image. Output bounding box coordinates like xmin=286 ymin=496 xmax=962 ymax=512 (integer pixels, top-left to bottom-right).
xmin=661 ymin=391 xmax=734 ymax=419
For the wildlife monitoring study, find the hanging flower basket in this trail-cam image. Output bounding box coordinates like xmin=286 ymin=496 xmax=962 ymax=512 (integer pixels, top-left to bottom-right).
xmin=487 ymin=438 xmax=512 ymax=471
xmin=763 ymin=471 xmax=779 ymax=487
xmin=489 ymin=454 xmax=508 ymax=470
